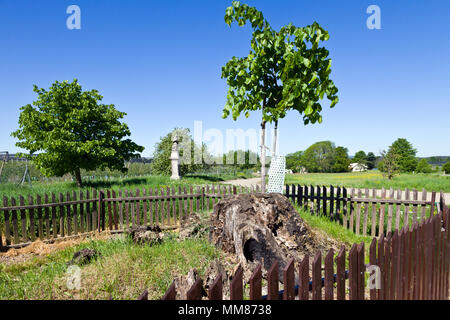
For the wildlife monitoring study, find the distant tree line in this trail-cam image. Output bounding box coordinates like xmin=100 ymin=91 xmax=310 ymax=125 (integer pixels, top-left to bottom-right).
xmin=285 ymin=141 xmax=377 ymax=173
xmin=286 ymin=138 xmax=449 ymax=177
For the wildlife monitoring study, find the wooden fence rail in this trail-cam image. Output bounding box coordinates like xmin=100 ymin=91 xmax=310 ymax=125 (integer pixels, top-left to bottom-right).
xmin=0 ymin=183 xmax=445 ymax=248
xmin=159 ymin=204 xmax=449 ymax=300
xmin=284 ymin=185 xmax=446 ymax=238
xmin=0 ymin=184 xmax=261 ymax=249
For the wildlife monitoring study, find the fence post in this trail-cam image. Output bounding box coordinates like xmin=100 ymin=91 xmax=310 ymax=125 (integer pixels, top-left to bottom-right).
xmin=357 ymin=242 xmax=365 ymax=300
xmin=161 ymin=282 xmax=177 ymax=300
xmin=230 ymin=265 xmax=243 ymax=300
xmin=267 ymin=261 xmax=279 ymax=300
xmin=283 ymin=258 xmax=295 ymax=300
xmin=298 ymin=254 xmax=309 ymax=300
xmin=336 ymin=247 xmax=346 ymax=300
xmin=202 ymin=187 xmax=206 ymax=212
xmin=186 ymin=278 xmax=203 ymax=300
xmin=208 ymin=274 xmax=223 ymax=300
xmin=98 ymin=190 xmax=104 ymax=233
xmin=249 ymin=263 xmax=262 ymax=300
xmin=348 ymin=243 xmax=358 ymax=300
xmin=0 ymin=223 xmax=2 ymax=251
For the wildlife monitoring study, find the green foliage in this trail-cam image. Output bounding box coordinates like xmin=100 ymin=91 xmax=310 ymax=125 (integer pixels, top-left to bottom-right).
xmin=301 ymin=141 xmax=335 ymax=173
xmin=388 ymin=138 xmax=418 ymax=173
xmin=366 ymin=152 xmax=377 ymax=170
xmin=287 ymin=142 xmax=349 ymax=173
xmin=378 ymin=149 xmax=400 ymax=180
xmin=416 ymin=159 xmax=432 ymax=174
xmin=221 ymin=1 xmax=339 ymax=125
xmin=353 ymin=150 xmax=367 ymax=165
xmin=443 ymin=162 xmax=450 ymax=174
xmin=11 ymin=79 xmax=144 ymax=186
xmin=150 ymin=128 xmax=212 ymax=176
xmin=333 ymin=146 xmax=350 ymax=173
xmin=286 ymin=151 xmax=304 ymax=172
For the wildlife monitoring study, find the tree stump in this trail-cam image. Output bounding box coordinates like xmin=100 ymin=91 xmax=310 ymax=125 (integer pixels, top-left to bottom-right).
xmin=209 ymin=193 xmax=324 ymax=280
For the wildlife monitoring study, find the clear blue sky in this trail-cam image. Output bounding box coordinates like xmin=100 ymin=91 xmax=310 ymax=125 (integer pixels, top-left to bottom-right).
xmin=0 ymin=0 xmax=449 ymax=158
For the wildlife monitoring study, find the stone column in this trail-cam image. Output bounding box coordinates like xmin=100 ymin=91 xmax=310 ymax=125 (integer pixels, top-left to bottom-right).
xmin=170 ymin=133 xmax=180 ymax=180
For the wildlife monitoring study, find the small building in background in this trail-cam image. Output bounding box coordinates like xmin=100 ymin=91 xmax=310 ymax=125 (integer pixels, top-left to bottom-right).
xmin=349 ymin=163 xmax=368 ymax=172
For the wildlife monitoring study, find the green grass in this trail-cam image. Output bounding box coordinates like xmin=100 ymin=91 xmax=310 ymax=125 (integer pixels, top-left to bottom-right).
xmin=295 ymin=205 xmax=373 ymax=248
xmin=0 ymin=172 xmax=252 ymax=201
xmin=285 ymin=171 xmax=450 ymax=192
xmin=0 ymin=234 xmax=220 ymax=300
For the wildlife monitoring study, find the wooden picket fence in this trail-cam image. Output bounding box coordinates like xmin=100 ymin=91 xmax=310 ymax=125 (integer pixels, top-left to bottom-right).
xmin=284 ymin=185 xmax=445 ymax=238
xmin=157 ymin=204 xmax=450 ymax=300
xmin=0 ymin=184 xmax=260 ymax=249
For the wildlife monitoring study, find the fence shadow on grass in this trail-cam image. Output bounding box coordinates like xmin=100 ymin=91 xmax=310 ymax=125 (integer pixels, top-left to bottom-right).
xmin=82 ymin=178 xmax=151 ymax=189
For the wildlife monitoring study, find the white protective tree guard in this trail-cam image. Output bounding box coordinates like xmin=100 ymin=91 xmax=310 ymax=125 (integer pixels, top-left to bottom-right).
xmin=267 ymin=155 xmax=286 ymax=194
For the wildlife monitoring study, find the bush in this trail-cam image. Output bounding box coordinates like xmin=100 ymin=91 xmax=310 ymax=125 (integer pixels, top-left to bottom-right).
xmin=416 ymin=159 xmax=432 ymax=174
xmin=443 ymin=162 xmax=450 ymax=174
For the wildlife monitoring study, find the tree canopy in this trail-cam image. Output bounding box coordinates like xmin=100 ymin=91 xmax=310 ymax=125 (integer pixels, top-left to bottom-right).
xmin=286 ymin=151 xmax=304 ymax=172
xmin=222 ymin=1 xmax=339 ymax=124
xmin=11 ymin=79 xmax=144 ymax=186
xmin=366 ymin=152 xmax=377 ymax=170
xmin=353 ymin=150 xmax=367 ymax=165
xmin=301 ymin=141 xmax=336 ymax=173
xmin=416 ymin=159 xmax=432 ymax=173
xmin=333 ymin=146 xmax=350 ymax=173
xmin=388 ymin=138 xmax=418 ymax=173
xmin=443 ymin=162 xmax=450 ymax=175
xmin=378 ymin=149 xmax=400 ymax=180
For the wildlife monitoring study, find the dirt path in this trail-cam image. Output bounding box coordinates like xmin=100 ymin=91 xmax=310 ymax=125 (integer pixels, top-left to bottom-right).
xmin=223 ymin=177 xmax=261 ymax=187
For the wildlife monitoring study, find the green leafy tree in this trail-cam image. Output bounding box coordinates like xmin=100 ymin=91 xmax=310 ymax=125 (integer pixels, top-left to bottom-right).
xmin=415 ymin=159 xmax=432 ymax=174
xmin=378 ymin=149 xmax=400 ymax=180
xmin=366 ymin=152 xmax=376 ymax=170
xmin=388 ymin=138 xmax=418 ymax=173
xmin=286 ymin=151 xmax=304 ymax=172
xmin=301 ymin=141 xmax=335 ymax=173
xmin=353 ymin=150 xmax=367 ymax=165
xmin=150 ymin=128 xmax=212 ymax=176
xmin=221 ymin=1 xmax=339 ymax=191
xmin=11 ymin=79 xmax=144 ymax=187
xmin=443 ymin=161 xmax=450 ymax=174
xmin=333 ymin=146 xmax=350 ymax=172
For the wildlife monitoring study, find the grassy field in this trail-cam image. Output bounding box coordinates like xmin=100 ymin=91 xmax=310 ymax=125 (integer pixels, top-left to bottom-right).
xmin=285 ymin=171 xmax=450 ymax=192
xmin=0 ymin=171 xmax=254 ymax=200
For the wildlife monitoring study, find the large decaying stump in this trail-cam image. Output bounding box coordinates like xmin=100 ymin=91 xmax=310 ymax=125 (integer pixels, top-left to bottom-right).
xmin=209 ymin=193 xmax=327 ymax=280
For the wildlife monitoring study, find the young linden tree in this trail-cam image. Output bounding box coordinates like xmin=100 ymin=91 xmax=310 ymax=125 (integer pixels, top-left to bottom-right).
xmin=11 ymin=79 xmax=144 ymax=187
xmin=221 ymin=1 xmax=339 ymax=192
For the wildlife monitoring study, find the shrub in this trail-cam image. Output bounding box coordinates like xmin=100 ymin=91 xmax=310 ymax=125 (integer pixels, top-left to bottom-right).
xmin=416 ymin=159 xmax=432 ymax=173
xmin=443 ymin=162 xmax=450 ymax=174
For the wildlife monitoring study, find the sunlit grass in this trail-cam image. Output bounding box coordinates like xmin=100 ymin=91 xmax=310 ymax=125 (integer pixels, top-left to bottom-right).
xmin=285 ymin=171 xmax=450 ymax=192
xmin=0 ymin=234 xmax=220 ymax=300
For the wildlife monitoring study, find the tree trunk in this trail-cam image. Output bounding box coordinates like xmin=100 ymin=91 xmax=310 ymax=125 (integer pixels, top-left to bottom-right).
xmin=271 ymin=120 xmax=278 ymax=160
xmin=74 ymin=169 xmax=83 ymax=187
xmin=260 ymin=121 xmax=266 ymax=193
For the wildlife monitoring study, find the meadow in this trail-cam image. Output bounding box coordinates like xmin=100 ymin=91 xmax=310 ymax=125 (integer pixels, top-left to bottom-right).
xmin=285 ymin=171 xmax=450 ymax=193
